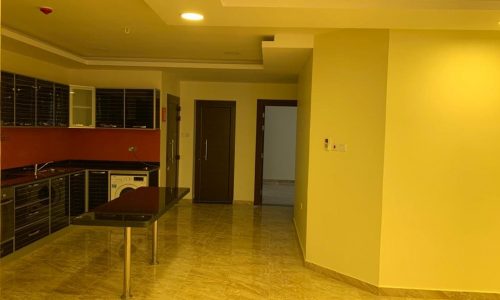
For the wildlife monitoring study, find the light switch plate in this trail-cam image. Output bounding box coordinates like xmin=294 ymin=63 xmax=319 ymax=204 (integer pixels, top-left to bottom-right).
xmin=333 ymin=144 xmax=347 ymax=152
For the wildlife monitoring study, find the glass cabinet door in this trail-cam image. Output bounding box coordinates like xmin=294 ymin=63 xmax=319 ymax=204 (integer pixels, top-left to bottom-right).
xmin=70 ymin=85 xmax=95 ymax=128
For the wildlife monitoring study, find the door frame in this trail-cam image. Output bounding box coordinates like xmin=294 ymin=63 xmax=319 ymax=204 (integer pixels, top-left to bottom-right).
xmin=254 ymin=99 xmax=297 ymax=205
xmin=194 ymin=100 xmax=236 ymax=203
xmin=165 ymin=94 xmax=180 ymax=189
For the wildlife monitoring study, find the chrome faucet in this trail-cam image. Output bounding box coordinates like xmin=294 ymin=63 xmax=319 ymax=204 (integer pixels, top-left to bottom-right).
xmin=34 ymin=161 xmax=53 ymax=176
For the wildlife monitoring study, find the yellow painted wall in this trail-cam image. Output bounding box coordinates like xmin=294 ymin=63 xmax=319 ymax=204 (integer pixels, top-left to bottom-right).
xmin=306 ymin=30 xmax=389 ymax=285
xmin=380 ymin=30 xmax=500 ymax=293
xmin=179 ymin=81 xmax=297 ymax=201
xmin=1 ymin=49 xmax=70 ymax=84
xmin=294 ymin=54 xmax=313 ymax=256
xmin=68 ymin=69 xmax=161 ymax=88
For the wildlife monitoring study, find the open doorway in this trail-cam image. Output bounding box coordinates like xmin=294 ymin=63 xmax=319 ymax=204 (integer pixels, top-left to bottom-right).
xmin=254 ymin=100 xmax=297 ymax=206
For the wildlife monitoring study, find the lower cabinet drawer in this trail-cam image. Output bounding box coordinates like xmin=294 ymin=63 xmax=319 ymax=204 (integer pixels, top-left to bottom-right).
xmin=15 ymin=199 xmax=50 ymax=229
xmin=0 ymin=240 xmax=14 ymax=258
xmin=15 ymin=218 xmax=50 ymax=251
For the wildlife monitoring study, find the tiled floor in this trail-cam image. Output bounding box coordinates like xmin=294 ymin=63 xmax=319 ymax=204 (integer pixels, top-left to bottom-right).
xmin=0 ymin=201 xmax=441 ymax=300
xmin=262 ymin=181 xmax=295 ymax=206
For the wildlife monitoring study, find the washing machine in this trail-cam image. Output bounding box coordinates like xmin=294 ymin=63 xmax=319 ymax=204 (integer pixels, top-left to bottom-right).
xmin=110 ymin=173 xmax=149 ymax=201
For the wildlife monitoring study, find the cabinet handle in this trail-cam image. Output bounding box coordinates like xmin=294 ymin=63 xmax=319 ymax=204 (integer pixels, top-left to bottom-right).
xmin=91 ymin=171 xmax=106 ymax=174
xmin=72 ymin=173 xmax=81 ymax=177
xmin=204 ymin=140 xmax=208 ymax=161
xmin=171 ymin=140 xmax=175 ymax=163
xmin=28 ymin=230 xmax=40 ymax=237
xmin=28 ymin=211 xmax=40 ymax=217
xmin=32 ymin=184 xmax=39 ymax=187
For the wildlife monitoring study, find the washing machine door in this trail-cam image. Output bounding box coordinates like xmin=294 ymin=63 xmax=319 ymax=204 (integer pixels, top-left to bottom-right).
xmin=114 ymin=184 xmax=138 ymax=200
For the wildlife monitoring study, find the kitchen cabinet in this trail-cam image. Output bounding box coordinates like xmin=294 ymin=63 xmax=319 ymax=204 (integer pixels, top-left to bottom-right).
xmin=70 ymin=85 xmax=95 ymax=128
xmin=1 ymin=187 xmax=15 ymax=258
xmin=95 ymin=88 xmax=159 ymax=129
xmin=95 ymin=89 xmax=124 ymax=128
xmin=14 ymin=181 xmax=50 ymax=250
xmin=69 ymin=171 xmax=86 ymax=217
xmin=88 ymin=170 xmax=109 ymax=210
xmin=54 ymin=83 xmax=70 ymax=127
xmin=36 ymin=79 xmax=55 ymax=126
xmin=15 ymin=74 xmax=37 ymax=126
xmin=125 ymin=89 xmax=159 ymax=129
xmin=1 ymin=71 xmax=15 ymax=126
xmin=0 ymin=71 xmax=70 ymax=128
xmin=50 ymin=176 xmax=70 ymax=233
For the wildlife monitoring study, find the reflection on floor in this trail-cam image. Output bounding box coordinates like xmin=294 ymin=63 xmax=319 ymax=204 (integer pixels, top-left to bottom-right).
xmin=0 ymin=201 xmax=442 ymax=300
xmin=262 ymin=180 xmax=295 ymax=206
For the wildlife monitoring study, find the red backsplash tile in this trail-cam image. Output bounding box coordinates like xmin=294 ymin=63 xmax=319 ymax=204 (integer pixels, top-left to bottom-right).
xmin=1 ymin=128 xmax=160 ymax=169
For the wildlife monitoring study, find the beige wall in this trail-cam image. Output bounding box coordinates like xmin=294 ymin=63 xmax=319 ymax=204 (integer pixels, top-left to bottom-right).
xmin=179 ymin=81 xmax=297 ymax=201
xmin=379 ymin=30 xmax=500 ymax=293
xmin=1 ymin=49 xmax=70 ymax=84
xmin=294 ymin=55 xmax=313 ymax=256
xmin=68 ymin=69 xmax=161 ymax=88
xmin=306 ymin=30 xmax=389 ymax=286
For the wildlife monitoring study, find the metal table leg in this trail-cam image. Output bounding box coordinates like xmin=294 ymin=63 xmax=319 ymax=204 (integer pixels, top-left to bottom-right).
xmin=151 ymin=220 xmax=159 ymax=265
xmin=122 ymin=227 xmax=132 ymax=299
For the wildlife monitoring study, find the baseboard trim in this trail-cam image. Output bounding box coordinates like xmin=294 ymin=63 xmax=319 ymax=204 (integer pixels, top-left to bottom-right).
xmin=304 ymin=262 xmax=379 ymax=295
xmin=304 ymin=261 xmax=500 ymax=300
xmin=379 ymin=287 xmax=500 ymax=300
xmin=292 ymin=218 xmax=305 ymax=261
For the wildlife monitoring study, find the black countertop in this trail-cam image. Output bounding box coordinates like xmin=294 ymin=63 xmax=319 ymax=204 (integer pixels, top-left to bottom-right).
xmin=1 ymin=160 xmax=160 ymax=187
xmin=72 ymin=187 xmax=189 ymax=228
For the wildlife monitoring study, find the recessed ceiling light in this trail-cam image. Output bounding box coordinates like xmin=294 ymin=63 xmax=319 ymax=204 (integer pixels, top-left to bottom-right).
xmin=181 ymin=12 xmax=204 ymax=21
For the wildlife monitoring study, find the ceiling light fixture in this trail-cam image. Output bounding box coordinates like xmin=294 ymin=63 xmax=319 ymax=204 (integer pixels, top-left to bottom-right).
xmin=181 ymin=12 xmax=204 ymax=21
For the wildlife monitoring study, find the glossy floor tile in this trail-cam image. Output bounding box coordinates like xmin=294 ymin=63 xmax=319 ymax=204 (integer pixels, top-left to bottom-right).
xmin=0 ymin=201 xmax=444 ymax=300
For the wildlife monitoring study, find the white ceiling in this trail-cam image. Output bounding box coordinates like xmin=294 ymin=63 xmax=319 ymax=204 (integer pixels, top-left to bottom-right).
xmin=2 ymin=0 xmax=500 ymax=83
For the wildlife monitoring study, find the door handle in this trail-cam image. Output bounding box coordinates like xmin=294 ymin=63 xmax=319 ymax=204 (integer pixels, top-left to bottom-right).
xmin=171 ymin=140 xmax=175 ymax=163
xmin=204 ymin=140 xmax=208 ymax=161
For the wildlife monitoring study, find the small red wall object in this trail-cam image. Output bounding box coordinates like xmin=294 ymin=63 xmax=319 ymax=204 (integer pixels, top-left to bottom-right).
xmin=162 ymin=107 xmax=167 ymax=122
xmin=39 ymin=7 xmax=53 ymax=15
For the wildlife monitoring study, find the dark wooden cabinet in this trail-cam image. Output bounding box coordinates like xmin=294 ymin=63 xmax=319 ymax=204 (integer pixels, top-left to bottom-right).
xmin=54 ymin=83 xmax=69 ymax=127
xmin=15 ymin=75 xmax=37 ymax=126
xmin=125 ymin=89 xmax=155 ymax=129
xmin=50 ymin=176 xmax=70 ymax=233
xmin=70 ymin=171 xmax=86 ymax=217
xmin=88 ymin=170 xmax=109 ymax=210
xmin=36 ymin=79 xmax=55 ymax=126
xmin=0 ymin=71 xmax=69 ymax=128
xmin=14 ymin=181 xmax=50 ymax=250
xmin=95 ymin=88 xmax=159 ymax=129
xmin=1 ymin=71 xmax=15 ymax=126
xmin=95 ymin=89 xmax=124 ymax=128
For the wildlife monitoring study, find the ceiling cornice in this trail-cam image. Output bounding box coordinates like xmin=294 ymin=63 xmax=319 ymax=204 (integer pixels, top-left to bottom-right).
xmin=1 ymin=27 xmax=264 ymax=70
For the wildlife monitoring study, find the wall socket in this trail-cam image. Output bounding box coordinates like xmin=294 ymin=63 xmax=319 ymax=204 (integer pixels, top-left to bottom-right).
xmin=128 ymin=146 xmax=137 ymax=152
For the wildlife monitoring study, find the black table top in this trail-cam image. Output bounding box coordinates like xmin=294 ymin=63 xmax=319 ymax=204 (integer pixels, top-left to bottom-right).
xmin=72 ymin=187 xmax=190 ymax=228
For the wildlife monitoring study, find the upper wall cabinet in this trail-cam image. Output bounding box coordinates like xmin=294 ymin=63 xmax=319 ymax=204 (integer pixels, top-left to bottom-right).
xmin=1 ymin=72 xmax=15 ymax=126
xmin=15 ymin=75 xmax=36 ymax=126
xmin=70 ymin=85 xmax=95 ymax=128
xmin=36 ymin=79 xmax=55 ymax=126
xmin=95 ymin=89 xmax=125 ymax=128
xmin=0 ymin=71 xmax=70 ymax=128
xmin=95 ymin=88 xmax=160 ymax=129
xmin=54 ymin=84 xmax=70 ymax=127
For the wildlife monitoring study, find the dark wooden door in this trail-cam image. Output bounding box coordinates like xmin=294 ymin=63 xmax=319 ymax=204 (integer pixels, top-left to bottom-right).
xmin=166 ymin=94 xmax=180 ymax=191
xmin=194 ymin=101 xmax=236 ymax=203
